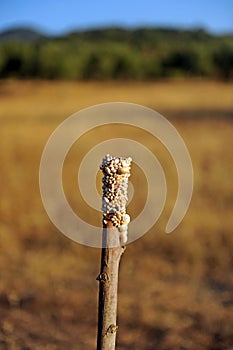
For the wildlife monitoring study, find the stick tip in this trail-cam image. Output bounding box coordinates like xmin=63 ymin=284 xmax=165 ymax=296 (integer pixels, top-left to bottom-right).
xmin=100 ymin=155 xmax=132 ymax=244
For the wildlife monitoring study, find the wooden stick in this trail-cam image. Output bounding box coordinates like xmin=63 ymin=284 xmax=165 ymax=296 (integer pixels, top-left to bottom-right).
xmin=97 ymin=155 xmax=132 ymax=350
xmin=96 ymin=222 xmax=125 ymax=350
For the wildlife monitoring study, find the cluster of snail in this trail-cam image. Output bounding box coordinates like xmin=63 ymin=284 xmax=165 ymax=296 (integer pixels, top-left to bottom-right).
xmin=100 ymin=154 xmax=132 ymax=244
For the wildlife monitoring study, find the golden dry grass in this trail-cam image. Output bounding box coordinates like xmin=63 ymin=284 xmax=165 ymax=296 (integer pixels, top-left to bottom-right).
xmin=0 ymin=79 xmax=233 ymax=350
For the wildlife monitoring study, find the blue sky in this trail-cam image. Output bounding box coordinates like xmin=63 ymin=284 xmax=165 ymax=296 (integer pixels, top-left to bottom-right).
xmin=0 ymin=0 xmax=232 ymax=34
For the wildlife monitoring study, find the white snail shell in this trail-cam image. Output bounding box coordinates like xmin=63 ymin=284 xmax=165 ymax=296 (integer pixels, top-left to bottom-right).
xmin=119 ymin=231 xmax=128 ymax=244
xmin=101 ymin=155 xmax=132 ymax=231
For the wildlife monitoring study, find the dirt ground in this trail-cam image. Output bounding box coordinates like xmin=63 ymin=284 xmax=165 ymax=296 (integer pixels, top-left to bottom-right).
xmin=0 ymin=80 xmax=232 ymax=349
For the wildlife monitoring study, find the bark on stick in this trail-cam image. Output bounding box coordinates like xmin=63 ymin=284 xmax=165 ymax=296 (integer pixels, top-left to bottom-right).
xmin=96 ymin=155 xmax=132 ymax=350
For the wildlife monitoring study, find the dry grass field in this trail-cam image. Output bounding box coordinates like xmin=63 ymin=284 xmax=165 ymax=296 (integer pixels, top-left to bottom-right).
xmin=0 ymin=79 xmax=233 ymax=350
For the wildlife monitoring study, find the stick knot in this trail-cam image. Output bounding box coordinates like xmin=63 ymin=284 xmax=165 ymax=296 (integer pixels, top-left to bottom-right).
xmin=105 ymin=324 xmax=118 ymax=336
xmin=96 ymin=272 xmax=109 ymax=284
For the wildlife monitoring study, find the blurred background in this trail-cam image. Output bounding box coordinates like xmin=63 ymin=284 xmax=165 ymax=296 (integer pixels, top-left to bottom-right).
xmin=0 ymin=1 xmax=232 ymax=349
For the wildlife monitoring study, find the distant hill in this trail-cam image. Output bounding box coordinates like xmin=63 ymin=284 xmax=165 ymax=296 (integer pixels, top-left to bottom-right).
xmin=0 ymin=27 xmax=47 ymax=42
xmin=64 ymin=27 xmax=212 ymax=41
xmin=1 ymin=25 xmax=231 ymax=43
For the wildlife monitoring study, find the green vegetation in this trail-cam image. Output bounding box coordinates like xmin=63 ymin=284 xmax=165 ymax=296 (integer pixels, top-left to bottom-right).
xmin=0 ymin=27 xmax=232 ymax=80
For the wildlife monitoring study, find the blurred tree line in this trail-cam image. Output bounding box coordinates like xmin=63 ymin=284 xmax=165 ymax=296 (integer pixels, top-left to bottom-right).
xmin=0 ymin=27 xmax=232 ymax=80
